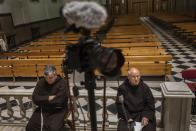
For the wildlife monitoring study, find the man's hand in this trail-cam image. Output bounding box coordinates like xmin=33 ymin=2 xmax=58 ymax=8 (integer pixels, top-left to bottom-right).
xmin=141 ymin=117 xmax=148 ymax=126
xmin=48 ymin=95 xmax=56 ymax=101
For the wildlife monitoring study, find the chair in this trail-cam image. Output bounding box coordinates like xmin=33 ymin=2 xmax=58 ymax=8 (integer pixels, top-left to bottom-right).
xmin=182 ymin=69 xmax=196 ymax=115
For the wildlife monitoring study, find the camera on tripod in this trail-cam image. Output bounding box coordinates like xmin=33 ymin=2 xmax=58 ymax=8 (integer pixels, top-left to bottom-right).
xmin=63 ymin=27 xmax=124 ymax=78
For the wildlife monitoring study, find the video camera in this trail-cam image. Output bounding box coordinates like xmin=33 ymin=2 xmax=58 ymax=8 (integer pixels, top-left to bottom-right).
xmin=63 ymin=26 xmax=124 ymax=78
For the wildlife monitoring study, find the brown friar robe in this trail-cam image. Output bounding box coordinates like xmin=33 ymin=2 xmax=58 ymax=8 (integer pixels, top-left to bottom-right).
xmin=26 ymin=75 xmax=68 ymax=131
xmin=116 ymin=79 xmax=156 ymax=131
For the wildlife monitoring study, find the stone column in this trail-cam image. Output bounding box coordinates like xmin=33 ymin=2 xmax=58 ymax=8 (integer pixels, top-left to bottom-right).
xmin=160 ymin=82 xmax=195 ymax=131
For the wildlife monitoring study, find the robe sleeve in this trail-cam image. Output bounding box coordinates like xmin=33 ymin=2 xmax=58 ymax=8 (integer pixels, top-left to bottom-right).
xmin=141 ymin=85 xmax=155 ymax=122
xmin=116 ymin=86 xmax=131 ymax=120
xmin=32 ymin=82 xmax=49 ymax=106
xmin=49 ymin=79 xmax=68 ymax=107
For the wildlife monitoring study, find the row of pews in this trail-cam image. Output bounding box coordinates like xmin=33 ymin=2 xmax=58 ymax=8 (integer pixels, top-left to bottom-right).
xmin=98 ymin=15 xmax=172 ymax=79
xmin=150 ymin=13 xmax=196 ymax=44
xmin=0 ymin=14 xmax=172 ymax=82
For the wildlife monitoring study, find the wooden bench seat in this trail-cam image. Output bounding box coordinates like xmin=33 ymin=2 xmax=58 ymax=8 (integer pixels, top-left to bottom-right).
xmin=0 ymin=59 xmax=64 ymax=82
xmin=113 ymin=16 xmax=142 ymax=25
xmin=103 ymin=38 xmax=159 ymax=43
xmin=3 ymin=52 xmax=65 ymax=59
xmin=174 ymin=24 xmax=196 ymax=31
xmin=119 ymin=47 xmax=159 ymax=49
xmin=95 ymin=55 xmax=172 ymax=80
xmin=151 ymin=14 xmax=195 ymax=23
xmin=30 ymin=41 xmax=77 ymax=45
xmin=102 ymin=42 xmax=162 ymax=47
xmin=174 ymin=22 xmax=196 ymax=27
xmin=18 ymin=47 xmax=164 ymax=56
xmin=106 ymin=34 xmax=156 ymax=39
xmin=108 ymin=30 xmax=151 ymax=34
xmin=39 ymin=37 xmax=79 ymax=41
xmin=124 ymin=55 xmax=172 ymax=62
xmin=122 ymin=48 xmax=165 ymax=56
xmin=121 ymin=62 xmax=171 ymax=77
xmin=46 ymin=34 xmax=81 ymax=38
xmin=106 ymin=33 xmax=154 ymax=36
xmin=108 ymin=26 xmax=152 ymax=34
xmin=175 ymin=25 xmax=196 ymax=29
xmin=51 ymin=32 xmax=96 ymax=36
xmin=19 ymin=45 xmax=66 ymax=52
xmin=19 ymin=45 xmax=161 ymax=53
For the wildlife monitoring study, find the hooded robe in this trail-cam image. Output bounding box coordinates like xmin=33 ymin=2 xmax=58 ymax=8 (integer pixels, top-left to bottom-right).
xmin=26 ymin=75 xmax=68 ymax=131
xmin=116 ymin=79 xmax=156 ymax=131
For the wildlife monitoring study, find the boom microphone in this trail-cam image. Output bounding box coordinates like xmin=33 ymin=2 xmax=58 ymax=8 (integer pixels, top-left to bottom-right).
xmin=62 ymin=1 xmax=107 ymax=29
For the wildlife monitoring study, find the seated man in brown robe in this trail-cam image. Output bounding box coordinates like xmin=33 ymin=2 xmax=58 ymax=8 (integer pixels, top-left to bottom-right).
xmin=26 ymin=65 xmax=68 ymax=131
xmin=116 ymin=67 xmax=156 ymax=131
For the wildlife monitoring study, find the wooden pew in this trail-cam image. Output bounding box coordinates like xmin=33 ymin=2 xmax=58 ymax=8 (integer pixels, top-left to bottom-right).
xmin=19 ymin=45 xmax=66 ymax=52
xmin=123 ymin=55 xmax=172 ymax=78
xmin=113 ymin=15 xmax=142 ymax=25
xmin=102 ymin=42 xmax=162 ymax=47
xmin=124 ymin=55 xmax=172 ymax=62
xmin=95 ymin=55 xmax=172 ymax=80
xmin=19 ymin=48 xmax=164 ymax=56
xmin=39 ymin=37 xmax=79 ymax=41
xmin=103 ymin=38 xmax=159 ymax=43
xmin=46 ymin=34 xmax=81 ymax=38
xmin=173 ymin=22 xmax=196 ymax=27
xmin=151 ymin=13 xmax=195 ymax=23
xmin=32 ymin=40 xmax=160 ymax=46
xmin=121 ymin=62 xmax=171 ymax=78
xmin=122 ymin=48 xmax=165 ymax=56
xmin=19 ymin=44 xmax=162 ymax=52
xmin=108 ymin=25 xmax=152 ymax=34
xmin=3 ymin=52 xmax=65 ymax=59
xmin=30 ymin=41 xmax=77 ymax=45
xmin=51 ymin=31 xmax=96 ymax=36
xmin=19 ymin=45 xmax=162 ymax=54
xmin=106 ymin=34 xmax=156 ymax=39
xmin=108 ymin=30 xmax=151 ymax=34
xmin=0 ymin=59 xmax=64 ymax=82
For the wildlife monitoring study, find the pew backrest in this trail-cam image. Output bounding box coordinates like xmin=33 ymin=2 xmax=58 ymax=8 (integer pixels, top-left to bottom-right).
xmin=0 ymin=59 xmax=64 ymax=82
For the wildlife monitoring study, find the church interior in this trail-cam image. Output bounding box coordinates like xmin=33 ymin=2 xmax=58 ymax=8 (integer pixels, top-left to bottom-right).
xmin=0 ymin=0 xmax=196 ymax=130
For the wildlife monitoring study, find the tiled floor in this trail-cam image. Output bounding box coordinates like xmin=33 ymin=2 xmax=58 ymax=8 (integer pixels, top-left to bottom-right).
xmin=142 ymin=17 xmax=196 ymax=131
xmin=142 ymin=17 xmax=196 ymax=81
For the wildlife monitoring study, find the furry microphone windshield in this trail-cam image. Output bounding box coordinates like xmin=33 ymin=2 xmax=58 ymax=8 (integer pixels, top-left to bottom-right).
xmin=62 ymin=1 xmax=107 ymax=29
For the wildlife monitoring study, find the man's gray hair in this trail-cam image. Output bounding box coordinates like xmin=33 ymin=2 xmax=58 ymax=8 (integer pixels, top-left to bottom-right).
xmin=43 ymin=65 xmax=57 ymax=76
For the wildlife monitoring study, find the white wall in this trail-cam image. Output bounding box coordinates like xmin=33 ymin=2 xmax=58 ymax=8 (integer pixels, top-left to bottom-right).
xmin=0 ymin=0 xmax=107 ymax=26
xmin=0 ymin=0 xmax=65 ymax=26
xmin=0 ymin=0 xmax=12 ymax=13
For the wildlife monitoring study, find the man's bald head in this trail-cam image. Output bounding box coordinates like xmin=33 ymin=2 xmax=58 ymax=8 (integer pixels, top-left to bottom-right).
xmin=128 ymin=67 xmax=141 ymax=86
xmin=128 ymin=67 xmax=140 ymax=75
